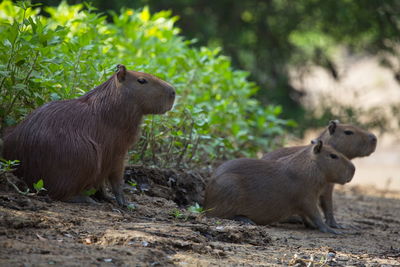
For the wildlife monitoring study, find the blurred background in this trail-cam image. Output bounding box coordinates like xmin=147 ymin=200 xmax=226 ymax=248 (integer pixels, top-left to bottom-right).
xmin=4 ymin=0 xmax=400 ymax=191
xmin=34 ymin=0 xmax=400 ymax=129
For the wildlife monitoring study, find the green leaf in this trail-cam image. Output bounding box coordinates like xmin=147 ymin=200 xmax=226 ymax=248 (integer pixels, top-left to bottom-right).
xmin=84 ymin=188 xmax=97 ymax=196
xmin=187 ymin=203 xmax=204 ymax=213
xmin=33 ymin=179 xmax=44 ymax=191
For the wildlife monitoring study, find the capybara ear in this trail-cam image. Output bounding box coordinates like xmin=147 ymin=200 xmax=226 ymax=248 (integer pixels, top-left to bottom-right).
xmin=116 ymin=64 xmax=127 ymax=82
xmin=313 ymin=140 xmax=323 ymax=154
xmin=328 ymin=120 xmax=338 ymax=135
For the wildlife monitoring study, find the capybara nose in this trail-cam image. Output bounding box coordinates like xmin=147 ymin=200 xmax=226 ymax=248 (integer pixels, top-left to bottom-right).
xmin=170 ymin=90 xmax=176 ymax=98
xmin=369 ymin=134 xmax=377 ymax=144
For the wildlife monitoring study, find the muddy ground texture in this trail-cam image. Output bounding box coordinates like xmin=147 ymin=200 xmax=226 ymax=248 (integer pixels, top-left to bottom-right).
xmin=1 ymin=165 xmax=399 ymax=266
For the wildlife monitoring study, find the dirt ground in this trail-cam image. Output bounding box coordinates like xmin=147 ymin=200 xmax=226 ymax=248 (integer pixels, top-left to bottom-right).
xmin=1 ymin=166 xmax=400 ymax=267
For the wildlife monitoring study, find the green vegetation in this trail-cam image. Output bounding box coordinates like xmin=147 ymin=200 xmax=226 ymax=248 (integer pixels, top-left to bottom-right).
xmin=0 ymin=159 xmax=47 ymax=195
xmin=0 ymin=159 xmax=19 ymax=174
xmin=187 ymin=203 xmax=204 ymax=214
xmin=171 ymin=208 xmax=185 ymax=219
xmin=32 ymin=178 xmax=46 ymax=193
xmin=67 ymin=0 xmax=399 ymax=133
xmin=84 ymin=188 xmax=97 ymax=196
xmin=170 ymin=203 xmax=204 ymax=220
xmin=0 ymin=1 xmax=293 ymax=168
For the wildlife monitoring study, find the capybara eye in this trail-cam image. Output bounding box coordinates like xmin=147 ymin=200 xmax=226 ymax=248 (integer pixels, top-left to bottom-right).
xmin=330 ymin=153 xmax=338 ymax=159
xmin=344 ymin=130 xmax=354 ymax=135
xmin=137 ymin=78 xmax=147 ymax=84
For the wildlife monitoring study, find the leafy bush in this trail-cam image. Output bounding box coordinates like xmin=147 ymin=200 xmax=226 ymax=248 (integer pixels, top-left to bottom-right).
xmin=0 ymin=1 xmax=294 ymax=168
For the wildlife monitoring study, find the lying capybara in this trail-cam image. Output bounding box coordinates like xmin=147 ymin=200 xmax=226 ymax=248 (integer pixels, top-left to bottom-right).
xmin=204 ymin=141 xmax=355 ymax=234
xmin=3 ymin=65 xmax=175 ymax=206
xmin=262 ymin=120 xmax=377 ymax=228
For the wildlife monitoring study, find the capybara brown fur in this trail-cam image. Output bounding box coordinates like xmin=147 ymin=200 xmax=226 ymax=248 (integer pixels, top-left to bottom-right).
xmin=261 ymin=120 xmax=377 ymax=228
xmin=3 ymin=65 xmax=175 ymax=206
xmin=204 ymin=141 xmax=355 ymax=234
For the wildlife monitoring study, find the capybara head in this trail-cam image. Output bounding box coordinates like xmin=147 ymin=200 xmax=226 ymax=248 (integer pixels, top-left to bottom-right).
xmin=316 ymin=120 xmax=377 ymax=160
xmin=311 ymin=140 xmax=355 ymax=185
xmin=115 ymin=64 xmax=175 ymax=114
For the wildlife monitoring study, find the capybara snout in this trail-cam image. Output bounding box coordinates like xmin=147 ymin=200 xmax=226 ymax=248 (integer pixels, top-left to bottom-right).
xmin=368 ymin=133 xmax=377 ymax=146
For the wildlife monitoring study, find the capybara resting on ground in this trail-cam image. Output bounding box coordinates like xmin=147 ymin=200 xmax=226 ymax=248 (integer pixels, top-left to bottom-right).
xmin=3 ymin=65 xmax=175 ymax=206
xmin=204 ymin=141 xmax=355 ymax=234
xmin=262 ymin=120 xmax=377 ymax=228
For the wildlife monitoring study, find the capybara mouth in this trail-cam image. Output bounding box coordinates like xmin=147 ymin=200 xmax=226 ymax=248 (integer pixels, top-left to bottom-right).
xmin=156 ymin=105 xmax=173 ymax=114
xmin=165 ymin=102 xmax=175 ymax=112
xmin=338 ymin=176 xmax=353 ymax=185
xmin=346 ymin=177 xmax=353 ymax=183
xmin=360 ymin=145 xmax=377 ymax=157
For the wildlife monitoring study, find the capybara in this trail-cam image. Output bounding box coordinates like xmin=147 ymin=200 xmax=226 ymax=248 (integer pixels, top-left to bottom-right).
xmin=262 ymin=120 xmax=377 ymax=228
xmin=3 ymin=65 xmax=175 ymax=206
xmin=204 ymin=141 xmax=355 ymax=234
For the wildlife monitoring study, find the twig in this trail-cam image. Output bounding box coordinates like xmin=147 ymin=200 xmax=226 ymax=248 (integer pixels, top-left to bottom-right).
xmin=4 ymin=175 xmax=33 ymax=196
xmin=175 ymin=115 xmax=194 ymax=168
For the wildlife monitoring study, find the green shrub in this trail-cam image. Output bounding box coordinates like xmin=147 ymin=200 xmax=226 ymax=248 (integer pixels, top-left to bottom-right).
xmin=0 ymin=1 xmax=294 ymax=168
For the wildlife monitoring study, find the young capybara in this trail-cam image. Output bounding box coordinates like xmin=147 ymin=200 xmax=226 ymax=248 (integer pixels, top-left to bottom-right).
xmin=204 ymin=141 xmax=355 ymax=234
xmin=3 ymin=65 xmax=175 ymax=206
xmin=262 ymin=120 xmax=377 ymax=228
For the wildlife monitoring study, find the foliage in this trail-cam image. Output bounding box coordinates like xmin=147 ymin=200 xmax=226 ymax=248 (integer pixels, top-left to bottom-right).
xmin=170 ymin=204 xmax=204 ymax=220
xmin=187 ymin=202 xmax=204 ymax=214
xmin=0 ymin=159 xmax=46 ymax=195
xmin=126 ymin=203 xmax=136 ymax=210
xmin=84 ymin=188 xmax=97 ymax=196
xmin=85 ymin=0 xmax=400 ymax=133
xmin=33 ymin=178 xmax=46 ymax=193
xmin=170 ymin=208 xmax=185 ymax=219
xmin=0 ymin=159 xmax=19 ymax=174
xmin=0 ymin=1 xmax=292 ymax=168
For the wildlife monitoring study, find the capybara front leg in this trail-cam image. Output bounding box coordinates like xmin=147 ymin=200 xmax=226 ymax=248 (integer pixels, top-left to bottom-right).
xmin=320 ymin=183 xmax=344 ymax=229
xmin=304 ymin=203 xmax=342 ymax=234
xmin=110 ymin=179 xmax=126 ymax=207
xmin=301 ymin=216 xmax=317 ymax=229
xmin=92 ymin=184 xmax=115 ymax=203
xmin=109 ymin=164 xmax=127 ymax=207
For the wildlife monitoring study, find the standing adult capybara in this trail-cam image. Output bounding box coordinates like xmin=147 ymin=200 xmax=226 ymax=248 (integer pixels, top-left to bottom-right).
xmin=3 ymin=65 xmax=175 ymax=206
xmin=204 ymin=141 xmax=355 ymax=234
xmin=262 ymin=120 xmax=377 ymax=228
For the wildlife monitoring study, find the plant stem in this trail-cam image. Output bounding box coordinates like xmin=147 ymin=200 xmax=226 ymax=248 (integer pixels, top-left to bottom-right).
xmin=4 ymin=50 xmax=40 ymax=118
